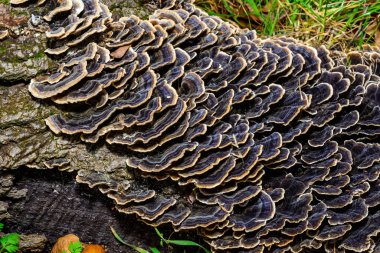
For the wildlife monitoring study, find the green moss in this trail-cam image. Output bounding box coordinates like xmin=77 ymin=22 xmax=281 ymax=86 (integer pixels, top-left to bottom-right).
xmin=0 ymin=46 xmax=6 ymax=55
xmin=32 ymin=51 xmax=45 ymax=59
xmin=10 ymin=8 xmax=29 ymax=16
xmin=0 ymin=0 xmax=10 ymax=5
xmin=8 ymin=56 xmax=25 ymax=64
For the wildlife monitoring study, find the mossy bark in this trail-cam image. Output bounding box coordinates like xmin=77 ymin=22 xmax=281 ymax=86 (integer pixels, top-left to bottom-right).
xmin=0 ymin=0 xmax=155 ymax=173
xmin=0 ymin=0 xmax=154 ymax=83
xmin=0 ymin=84 xmax=135 ymax=176
xmin=0 ymin=1 xmax=165 ymax=252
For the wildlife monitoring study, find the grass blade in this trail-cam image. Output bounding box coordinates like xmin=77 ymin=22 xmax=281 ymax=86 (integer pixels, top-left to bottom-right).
xmin=165 ymin=240 xmax=211 ymax=253
xmin=149 ymin=247 xmax=161 ymax=253
xmin=154 ymin=228 xmax=210 ymax=253
xmin=110 ymin=227 xmax=150 ymax=253
xmin=154 ymin=228 xmax=167 ymax=244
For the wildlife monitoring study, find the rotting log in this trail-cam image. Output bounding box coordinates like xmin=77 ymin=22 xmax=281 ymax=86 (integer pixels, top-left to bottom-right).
xmin=0 ymin=169 xmax=163 ymax=253
xmin=0 ymin=86 xmax=160 ymax=252
xmin=1 ymin=0 xmax=380 ymax=252
xmin=1 ymin=83 xmax=136 ymax=175
xmin=0 ymin=1 xmax=173 ymax=252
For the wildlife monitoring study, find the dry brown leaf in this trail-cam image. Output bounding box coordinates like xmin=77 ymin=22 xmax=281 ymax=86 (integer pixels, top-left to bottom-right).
xmin=110 ymin=45 xmax=131 ymax=58
xmin=375 ymin=29 xmax=380 ymax=47
xmin=366 ymin=21 xmax=377 ymax=34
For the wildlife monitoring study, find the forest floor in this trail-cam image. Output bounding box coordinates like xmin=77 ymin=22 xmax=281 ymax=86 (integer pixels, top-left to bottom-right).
xmin=195 ymin=0 xmax=380 ymax=51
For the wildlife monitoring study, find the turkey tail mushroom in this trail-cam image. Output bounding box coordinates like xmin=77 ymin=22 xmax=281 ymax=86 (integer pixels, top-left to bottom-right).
xmin=8 ymin=0 xmax=380 ymax=251
xmin=0 ymin=30 xmax=9 ymax=40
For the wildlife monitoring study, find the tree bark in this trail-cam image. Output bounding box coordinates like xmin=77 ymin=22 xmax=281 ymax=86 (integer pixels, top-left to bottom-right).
xmin=0 ymin=0 xmax=158 ymax=176
xmin=1 ymin=83 xmax=135 ymax=176
xmin=0 ymin=2 xmax=185 ymax=252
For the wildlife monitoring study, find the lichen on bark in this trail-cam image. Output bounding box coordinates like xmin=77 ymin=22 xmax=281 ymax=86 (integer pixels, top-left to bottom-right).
xmin=0 ymin=0 xmax=156 ymax=174
xmin=0 ymin=0 xmax=179 ymax=251
xmin=0 ymin=3 xmax=56 ymax=82
xmin=0 ymin=0 xmax=154 ymax=82
xmin=0 ymin=84 xmax=136 ymax=183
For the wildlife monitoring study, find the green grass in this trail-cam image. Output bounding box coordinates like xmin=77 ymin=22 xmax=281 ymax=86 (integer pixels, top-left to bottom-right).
xmin=195 ymin=0 xmax=380 ymax=50
xmin=111 ymin=227 xmax=211 ymax=253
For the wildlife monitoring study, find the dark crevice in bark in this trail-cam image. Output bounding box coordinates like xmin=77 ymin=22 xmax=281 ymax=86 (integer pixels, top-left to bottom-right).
xmin=2 ymin=167 xmax=158 ymax=253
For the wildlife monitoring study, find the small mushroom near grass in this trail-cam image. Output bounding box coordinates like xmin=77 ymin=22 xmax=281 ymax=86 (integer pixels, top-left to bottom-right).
xmin=82 ymin=244 xmax=106 ymax=253
xmin=51 ymin=234 xmax=106 ymax=253
xmin=51 ymin=234 xmax=80 ymax=253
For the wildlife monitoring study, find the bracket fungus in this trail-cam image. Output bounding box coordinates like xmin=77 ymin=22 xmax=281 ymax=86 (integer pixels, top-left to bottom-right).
xmin=0 ymin=30 xmax=9 ymax=40
xmin=8 ymin=0 xmax=380 ymax=251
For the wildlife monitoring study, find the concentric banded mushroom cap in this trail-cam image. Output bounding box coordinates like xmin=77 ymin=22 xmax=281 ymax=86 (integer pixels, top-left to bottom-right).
xmin=17 ymin=0 xmax=380 ymax=251
xmin=0 ymin=30 xmax=9 ymax=40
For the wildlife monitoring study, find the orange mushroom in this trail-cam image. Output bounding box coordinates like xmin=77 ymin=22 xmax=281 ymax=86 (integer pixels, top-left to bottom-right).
xmin=82 ymin=244 xmax=106 ymax=253
xmin=50 ymin=234 xmax=80 ymax=253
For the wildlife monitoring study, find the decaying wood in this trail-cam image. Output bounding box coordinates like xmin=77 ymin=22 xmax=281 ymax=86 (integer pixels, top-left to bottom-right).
xmin=1 ymin=170 xmax=163 ymax=252
xmin=0 ymin=1 xmax=174 ymax=252
xmin=1 ymin=84 xmax=135 ymax=176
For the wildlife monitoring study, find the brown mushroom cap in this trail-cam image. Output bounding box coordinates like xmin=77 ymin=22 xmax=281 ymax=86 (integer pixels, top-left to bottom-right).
xmin=51 ymin=234 xmax=80 ymax=253
xmin=82 ymin=244 xmax=106 ymax=253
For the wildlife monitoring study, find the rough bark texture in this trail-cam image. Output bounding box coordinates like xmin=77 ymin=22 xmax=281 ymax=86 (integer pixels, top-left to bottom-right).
xmin=1 ymin=83 xmax=135 ymax=175
xmin=0 ymin=0 xmax=160 ymax=172
xmin=1 ymin=169 xmax=163 ymax=252
xmin=0 ymin=1 xmax=198 ymax=252
xmin=0 ymin=0 xmax=153 ymax=82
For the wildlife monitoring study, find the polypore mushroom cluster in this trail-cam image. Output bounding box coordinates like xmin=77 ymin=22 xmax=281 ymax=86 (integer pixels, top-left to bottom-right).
xmin=10 ymin=0 xmax=380 ymax=251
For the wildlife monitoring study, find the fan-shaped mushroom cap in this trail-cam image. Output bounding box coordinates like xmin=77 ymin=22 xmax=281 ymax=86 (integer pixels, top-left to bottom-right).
xmin=45 ymin=45 xmax=70 ymax=55
xmin=44 ymin=0 xmax=73 ymax=21
xmin=149 ymin=203 xmax=191 ymax=226
xmin=34 ymin=71 xmax=69 ymax=86
xmin=52 ymin=67 xmax=125 ymax=104
xmin=43 ymin=158 xmax=70 ymax=169
xmin=229 ymin=191 xmax=275 ymax=232
xmin=0 ymin=30 xmax=9 ymax=40
xmin=107 ymin=99 xmax=187 ymax=145
xmin=109 ymin=189 xmax=156 ymax=205
xmin=29 ymin=61 xmax=88 ymax=99
xmin=46 ymin=15 xmax=83 ymax=39
xmin=179 ymin=205 xmax=229 ymax=230
xmin=10 ymin=0 xmax=30 ymax=4
xmin=117 ymin=196 xmax=176 ymax=221
xmin=64 ymin=42 xmax=98 ymax=67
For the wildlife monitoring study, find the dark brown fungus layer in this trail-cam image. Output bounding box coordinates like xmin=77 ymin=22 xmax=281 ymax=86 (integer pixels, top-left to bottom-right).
xmin=13 ymin=0 xmax=380 ymax=251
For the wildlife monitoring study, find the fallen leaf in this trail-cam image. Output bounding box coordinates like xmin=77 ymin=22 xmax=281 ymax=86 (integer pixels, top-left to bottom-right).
xmin=376 ymin=29 xmax=380 ymax=47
